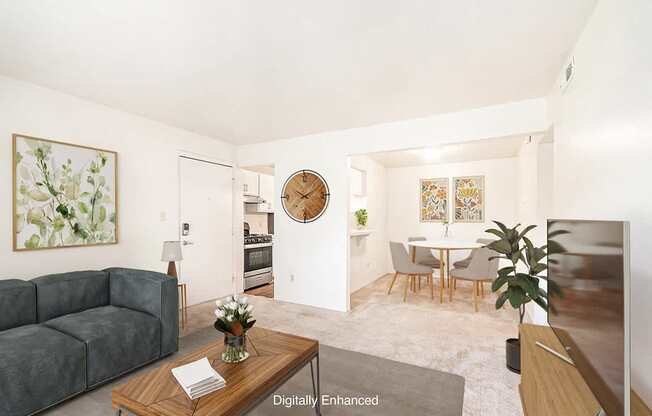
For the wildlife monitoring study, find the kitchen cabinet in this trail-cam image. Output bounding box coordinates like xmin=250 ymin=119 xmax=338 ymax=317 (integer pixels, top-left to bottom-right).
xmin=242 ymin=169 xmax=259 ymax=196
xmin=258 ymin=173 xmax=274 ymax=212
xmin=242 ymin=170 xmax=274 ymax=213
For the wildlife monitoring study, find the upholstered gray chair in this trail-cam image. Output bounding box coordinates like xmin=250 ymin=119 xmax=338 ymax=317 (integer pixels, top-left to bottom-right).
xmin=388 ymin=241 xmax=434 ymax=302
xmin=407 ymin=236 xmax=441 ymax=268
xmin=453 ymin=238 xmax=494 ymax=269
xmin=407 ymin=236 xmax=441 ymax=291
xmin=449 ymin=246 xmax=499 ymax=311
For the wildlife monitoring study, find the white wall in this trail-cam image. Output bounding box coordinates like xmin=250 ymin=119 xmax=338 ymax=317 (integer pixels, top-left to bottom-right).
xmin=237 ymin=99 xmax=549 ymax=311
xmin=0 ymin=76 xmax=235 ymax=279
xmin=517 ymin=140 xmax=539 ymax=232
xmin=237 ymin=99 xmax=548 ymax=312
xmin=536 ymin=142 xmax=554 ymax=240
xmin=244 ymin=213 xmax=269 ymax=234
xmin=349 ymin=156 xmax=389 ymax=293
xmin=516 ymin=138 xmax=554 ymax=325
xmin=267 ymin=145 xmax=351 ymax=312
xmin=386 ymin=158 xmax=518 ymax=265
xmin=546 ymin=0 xmax=652 ymax=404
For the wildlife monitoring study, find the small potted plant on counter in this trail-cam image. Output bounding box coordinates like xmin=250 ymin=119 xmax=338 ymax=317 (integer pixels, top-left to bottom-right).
xmin=354 ymin=208 xmax=368 ymax=229
xmin=214 ymin=295 xmax=256 ymax=363
xmin=485 ymin=221 xmax=561 ymax=374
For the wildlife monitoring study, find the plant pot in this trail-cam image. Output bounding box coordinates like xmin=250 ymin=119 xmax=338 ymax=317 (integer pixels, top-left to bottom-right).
xmin=222 ymin=334 xmax=249 ymax=363
xmin=506 ymin=338 xmax=521 ymax=374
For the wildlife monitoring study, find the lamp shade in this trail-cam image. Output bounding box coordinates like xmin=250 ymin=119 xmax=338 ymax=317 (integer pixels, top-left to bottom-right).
xmin=161 ymin=241 xmax=183 ymax=262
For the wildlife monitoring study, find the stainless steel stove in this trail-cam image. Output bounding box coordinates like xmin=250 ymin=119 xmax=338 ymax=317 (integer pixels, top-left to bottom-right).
xmin=244 ymin=234 xmax=273 ymax=245
xmin=244 ymin=231 xmax=273 ymax=290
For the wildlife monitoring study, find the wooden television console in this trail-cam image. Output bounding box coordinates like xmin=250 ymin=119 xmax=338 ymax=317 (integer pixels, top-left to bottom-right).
xmin=520 ymin=324 xmax=651 ymax=416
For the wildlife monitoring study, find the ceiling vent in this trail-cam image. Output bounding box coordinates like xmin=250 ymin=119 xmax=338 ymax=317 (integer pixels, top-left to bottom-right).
xmin=560 ymin=56 xmax=576 ymax=92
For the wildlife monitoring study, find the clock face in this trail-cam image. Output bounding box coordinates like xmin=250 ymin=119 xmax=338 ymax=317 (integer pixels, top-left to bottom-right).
xmin=280 ymin=170 xmax=330 ymax=223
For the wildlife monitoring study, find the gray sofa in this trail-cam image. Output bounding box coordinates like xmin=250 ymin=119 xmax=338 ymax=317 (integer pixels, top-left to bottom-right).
xmin=0 ymin=268 xmax=179 ymax=416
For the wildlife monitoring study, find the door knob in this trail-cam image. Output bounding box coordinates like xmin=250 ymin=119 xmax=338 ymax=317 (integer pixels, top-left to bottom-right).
xmin=182 ymin=240 xmax=194 ymax=246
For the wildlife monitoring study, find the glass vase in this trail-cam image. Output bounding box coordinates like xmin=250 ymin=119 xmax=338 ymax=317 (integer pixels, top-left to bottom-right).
xmin=222 ymin=334 xmax=249 ymax=363
xmin=442 ymin=224 xmax=451 ymax=239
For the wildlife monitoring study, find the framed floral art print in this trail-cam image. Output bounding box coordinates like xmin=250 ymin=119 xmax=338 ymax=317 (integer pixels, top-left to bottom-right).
xmin=12 ymin=134 xmax=118 ymax=251
xmin=453 ymin=175 xmax=484 ymax=223
xmin=420 ymin=177 xmax=448 ymax=222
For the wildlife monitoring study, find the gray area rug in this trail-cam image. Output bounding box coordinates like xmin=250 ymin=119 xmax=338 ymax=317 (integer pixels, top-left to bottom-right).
xmin=43 ymin=326 xmax=464 ymax=416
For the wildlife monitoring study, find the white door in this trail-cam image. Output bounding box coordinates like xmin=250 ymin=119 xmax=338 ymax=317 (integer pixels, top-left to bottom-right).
xmin=179 ymin=157 xmax=233 ymax=306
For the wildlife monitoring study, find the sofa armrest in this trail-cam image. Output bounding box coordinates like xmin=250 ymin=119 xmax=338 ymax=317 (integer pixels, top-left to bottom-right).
xmin=105 ymin=268 xmax=178 ymax=356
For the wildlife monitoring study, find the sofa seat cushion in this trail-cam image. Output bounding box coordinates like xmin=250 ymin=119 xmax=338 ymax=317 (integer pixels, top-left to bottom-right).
xmin=0 ymin=325 xmax=86 ymax=416
xmin=44 ymin=305 xmax=161 ymax=387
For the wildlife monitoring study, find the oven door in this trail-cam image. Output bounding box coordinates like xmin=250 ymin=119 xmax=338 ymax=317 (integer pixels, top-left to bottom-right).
xmin=244 ymin=243 xmax=273 ymax=277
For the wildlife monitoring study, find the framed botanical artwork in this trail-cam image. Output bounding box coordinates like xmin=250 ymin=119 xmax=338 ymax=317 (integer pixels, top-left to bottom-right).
xmin=420 ymin=178 xmax=448 ymax=222
xmin=453 ymin=176 xmax=484 ymax=223
xmin=12 ymin=134 xmax=118 ymax=251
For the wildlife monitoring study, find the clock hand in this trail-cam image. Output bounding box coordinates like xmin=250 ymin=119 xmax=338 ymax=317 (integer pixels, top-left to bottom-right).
xmin=295 ymin=190 xmax=308 ymax=199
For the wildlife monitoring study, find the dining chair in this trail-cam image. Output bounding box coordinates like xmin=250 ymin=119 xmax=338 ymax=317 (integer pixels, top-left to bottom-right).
xmin=388 ymin=241 xmax=434 ymax=302
xmin=449 ymin=246 xmax=499 ymax=312
xmin=407 ymin=236 xmax=441 ymax=267
xmin=452 ymin=238 xmax=494 ymax=269
xmin=407 ymin=236 xmax=440 ymax=289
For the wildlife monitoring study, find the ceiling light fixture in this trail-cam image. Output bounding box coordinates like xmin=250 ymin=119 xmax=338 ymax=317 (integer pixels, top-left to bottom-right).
xmin=421 ymin=148 xmax=438 ymax=161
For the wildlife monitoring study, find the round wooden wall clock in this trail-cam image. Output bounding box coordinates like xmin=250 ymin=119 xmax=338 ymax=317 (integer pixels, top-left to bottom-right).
xmin=280 ymin=170 xmax=330 ymax=223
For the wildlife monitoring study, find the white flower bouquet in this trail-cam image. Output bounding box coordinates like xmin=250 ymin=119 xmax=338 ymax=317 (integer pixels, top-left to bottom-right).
xmin=214 ymin=295 xmax=256 ymax=363
xmin=213 ymin=295 xmax=256 ymax=337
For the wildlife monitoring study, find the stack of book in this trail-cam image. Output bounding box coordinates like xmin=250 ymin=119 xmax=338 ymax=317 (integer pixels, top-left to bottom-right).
xmin=171 ymin=357 xmax=226 ymax=400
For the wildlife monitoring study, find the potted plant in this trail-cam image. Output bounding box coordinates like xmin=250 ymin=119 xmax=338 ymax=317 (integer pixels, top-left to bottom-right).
xmin=214 ymin=295 xmax=256 ymax=363
xmin=354 ymin=208 xmax=368 ymax=229
xmin=485 ymin=221 xmax=554 ymax=374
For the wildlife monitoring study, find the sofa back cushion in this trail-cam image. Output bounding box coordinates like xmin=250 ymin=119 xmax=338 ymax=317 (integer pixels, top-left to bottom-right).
xmin=32 ymin=271 xmax=109 ymax=322
xmin=0 ymin=280 xmax=36 ymax=331
xmin=107 ymin=267 xmax=179 ymax=356
xmin=107 ymin=268 xmax=169 ymax=318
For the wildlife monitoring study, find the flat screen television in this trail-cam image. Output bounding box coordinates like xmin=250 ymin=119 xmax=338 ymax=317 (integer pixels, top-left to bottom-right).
xmin=547 ymin=220 xmax=630 ymax=416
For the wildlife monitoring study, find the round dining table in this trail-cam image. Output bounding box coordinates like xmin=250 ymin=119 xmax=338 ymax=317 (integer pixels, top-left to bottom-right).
xmin=407 ymin=239 xmax=485 ymax=303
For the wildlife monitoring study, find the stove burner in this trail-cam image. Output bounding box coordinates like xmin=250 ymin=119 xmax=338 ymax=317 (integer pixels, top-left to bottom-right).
xmin=244 ymin=234 xmax=273 ymax=245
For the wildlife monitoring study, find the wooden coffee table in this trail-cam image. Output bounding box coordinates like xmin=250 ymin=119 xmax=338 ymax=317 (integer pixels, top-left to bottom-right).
xmin=112 ymin=327 xmax=320 ymax=416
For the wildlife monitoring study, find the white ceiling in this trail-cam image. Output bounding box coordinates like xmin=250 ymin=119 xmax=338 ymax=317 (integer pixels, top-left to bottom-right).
xmin=0 ymin=1 xmax=596 ymax=144
xmin=368 ymin=135 xmax=527 ymax=168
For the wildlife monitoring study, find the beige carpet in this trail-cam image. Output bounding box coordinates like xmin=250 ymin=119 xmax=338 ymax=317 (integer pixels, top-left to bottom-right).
xmin=184 ymin=274 xmax=522 ymax=416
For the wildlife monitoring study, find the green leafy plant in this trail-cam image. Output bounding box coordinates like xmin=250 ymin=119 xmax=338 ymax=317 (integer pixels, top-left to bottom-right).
xmin=485 ymin=221 xmax=554 ymax=323
xmin=354 ymin=208 xmax=368 ymax=228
